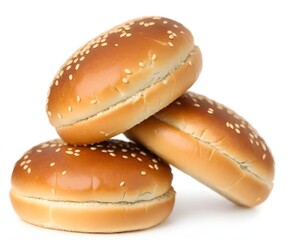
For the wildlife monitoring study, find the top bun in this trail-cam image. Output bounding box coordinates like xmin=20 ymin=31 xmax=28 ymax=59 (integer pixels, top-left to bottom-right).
xmin=126 ymin=92 xmax=275 ymax=207
xmin=46 ymin=16 xmax=202 ymax=145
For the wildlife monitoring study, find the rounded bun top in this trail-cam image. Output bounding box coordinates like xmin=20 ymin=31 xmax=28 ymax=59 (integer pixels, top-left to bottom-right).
xmin=46 ymin=16 xmax=196 ymax=129
xmin=155 ymin=92 xmax=275 ymax=186
xmin=11 ymin=139 xmax=173 ymax=202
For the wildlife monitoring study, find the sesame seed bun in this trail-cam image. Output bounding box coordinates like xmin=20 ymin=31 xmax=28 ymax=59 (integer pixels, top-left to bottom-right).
xmin=125 ymin=92 xmax=275 ymax=207
xmin=10 ymin=139 xmax=175 ymax=233
xmin=46 ymin=16 xmax=202 ymax=145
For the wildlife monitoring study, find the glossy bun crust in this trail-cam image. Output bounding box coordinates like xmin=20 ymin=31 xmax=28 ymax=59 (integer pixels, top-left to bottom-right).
xmin=46 ymin=16 xmax=202 ymax=145
xmin=10 ymin=139 xmax=175 ymax=232
xmin=126 ymin=92 xmax=275 ymax=207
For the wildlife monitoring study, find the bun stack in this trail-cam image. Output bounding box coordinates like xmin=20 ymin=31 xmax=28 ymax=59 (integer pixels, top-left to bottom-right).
xmin=10 ymin=16 xmax=274 ymax=233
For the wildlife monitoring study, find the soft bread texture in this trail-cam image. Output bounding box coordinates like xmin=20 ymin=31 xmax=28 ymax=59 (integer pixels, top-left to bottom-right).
xmin=10 ymin=139 xmax=175 ymax=232
xmin=126 ymin=92 xmax=275 ymax=207
xmin=46 ymin=16 xmax=202 ymax=145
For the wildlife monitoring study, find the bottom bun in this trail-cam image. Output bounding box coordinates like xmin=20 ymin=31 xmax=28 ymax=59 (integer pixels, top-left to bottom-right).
xmin=10 ymin=139 xmax=175 ymax=232
xmin=10 ymin=188 xmax=175 ymax=233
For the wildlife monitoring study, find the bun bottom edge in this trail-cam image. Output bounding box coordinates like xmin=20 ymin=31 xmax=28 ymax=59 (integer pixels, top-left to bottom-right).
xmin=10 ymin=188 xmax=175 ymax=233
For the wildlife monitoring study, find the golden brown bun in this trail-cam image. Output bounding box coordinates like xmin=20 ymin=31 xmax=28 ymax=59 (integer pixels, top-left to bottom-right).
xmin=46 ymin=16 xmax=202 ymax=145
xmin=126 ymin=92 xmax=275 ymax=207
xmin=10 ymin=139 xmax=175 ymax=232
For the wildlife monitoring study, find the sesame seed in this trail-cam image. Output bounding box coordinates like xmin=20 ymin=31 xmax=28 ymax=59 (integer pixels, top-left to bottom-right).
xmin=131 ymin=153 xmax=137 ymax=157
xmin=66 ymin=65 xmax=72 ymax=70
xmin=20 ymin=161 xmax=26 ymax=167
xmin=110 ymin=153 xmax=116 ymax=157
xmin=188 ymin=61 xmax=192 ymax=66
xmin=55 ymin=148 xmax=61 ymax=152
xmin=173 ymin=24 xmax=179 ymax=28
xmin=126 ymin=33 xmax=132 ymax=37
xmin=101 ymin=42 xmax=107 ymax=47
xmin=152 ymin=159 xmax=158 ymax=163
xmin=27 ymin=168 xmax=31 ymax=174
xmin=122 ymin=155 xmax=128 ymax=159
xmin=68 ymin=106 xmax=72 ymax=112
xmin=47 ymin=111 xmax=52 ymax=117
xmin=76 ymin=96 xmax=81 ymax=103
xmin=55 ymin=80 xmax=59 ymax=86
xmin=80 ymin=56 xmax=85 ymax=61
xmin=36 ymin=149 xmax=42 ymax=153
xmin=51 ymin=188 xmax=56 ymax=195
xmin=41 ymin=143 xmax=49 ymax=148
xmin=66 ymin=59 xmax=73 ymax=66
xmin=163 ymin=20 xmax=168 ymax=24
xmin=75 ymin=64 xmax=80 ymax=70
xmin=26 ymin=160 xmax=31 ymax=164
xmin=149 ymin=164 xmax=154 ymax=169
xmin=66 ymin=150 xmax=74 ymax=155
xmin=154 ymin=164 xmax=159 ymax=170
xmin=207 ymin=108 xmax=214 ymax=114
xmin=57 ymin=113 xmax=63 ymax=119
xmin=74 ymin=153 xmax=80 ymax=156
xmin=235 ymin=123 xmax=240 ymax=128
xmin=168 ymin=42 xmax=174 ymax=47
xmin=90 ymin=147 xmax=97 ymax=150
xmin=235 ymin=128 xmax=241 ymax=134
xmin=167 ymin=30 xmax=173 ymax=34
xmin=121 ymin=148 xmax=128 ymax=152
xmin=90 ymin=99 xmax=97 ymax=104
xmin=139 ymin=21 xmax=144 ymax=25
xmin=169 ymin=35 xmax=174 ymax=39
xmin=50 ymin=162 xmax=55 ymax=167
xmin=180 ymin=30 xmax=185 ymax=34
xmin=250 ymin=138 xmax=254 ymax=144
xmin=139 ymin=62 xmax=145 ymax=67
xmin=120 ymin=181 xmax=125 ymax=187
xmin=152 ymin=54 xmax=157 ymax=61
xmin=23 ymin=165 xmax=28 ymax=170
xmin=141 ymin=171 xmax=147 ymax=176
xmin=194 ymin=103 xmax=200 ymax=107
xmin=256 ymin=141 xmax=260 ymax=146
xmin=140 ymin=151 xmax=147 ymax=156
xmin=162 ymin=79 xmax=168 ymax=84
xmin=261 ymin=141 xmax=267 ymax=151
xmin=115 ymin=43 xmax=119 ymax=47
xmin=175 ymin=101 xmax=181 ymax=105
xmin=262 ymin=153 xmax=266 ymax=160
xmin=122 ymin=77 xmax=129 ymax=83
xmin=62 ymin=171 xmax=67 ymax=175
xmin=125 ymin=68 xmax=132 ymax=75
xmin=73 ymin=58 xmax=79 ymax=63
xmin=249 ymin=133 xmax=254 ymax=139
xmin=137 ymin=157 xmax=142 ymax=161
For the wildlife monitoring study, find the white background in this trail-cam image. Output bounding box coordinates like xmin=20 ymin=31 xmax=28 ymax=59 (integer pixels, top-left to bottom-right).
xmin=0 ymin=0 xmax=290 ymax=239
